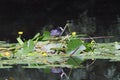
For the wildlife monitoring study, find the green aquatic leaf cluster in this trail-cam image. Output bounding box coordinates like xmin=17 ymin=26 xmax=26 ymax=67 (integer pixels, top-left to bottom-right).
xmin=0 ymin=30 xmax=119 ymax=69
xmin=0 ymin=31 xmax=89 ymax=68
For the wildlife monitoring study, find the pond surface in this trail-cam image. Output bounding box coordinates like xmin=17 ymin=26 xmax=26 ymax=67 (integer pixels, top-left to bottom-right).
xmin=0 ymin=59 xmax=120 ymax=80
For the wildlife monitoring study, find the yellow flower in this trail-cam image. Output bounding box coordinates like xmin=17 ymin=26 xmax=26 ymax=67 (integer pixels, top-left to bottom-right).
xmin=18 ymin=31 xmax=23 ymax=35
xmin=42 ymin=52 xmax=47 ymax=56
xmin=3 ymin=52 xmax=11 ymax=57
xmin=72 ymin=32 xmax=76 ymax=36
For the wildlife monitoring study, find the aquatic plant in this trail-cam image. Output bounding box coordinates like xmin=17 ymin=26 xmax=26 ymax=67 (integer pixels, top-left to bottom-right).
xmin=0 ymin=24 xmax=120 ymax=77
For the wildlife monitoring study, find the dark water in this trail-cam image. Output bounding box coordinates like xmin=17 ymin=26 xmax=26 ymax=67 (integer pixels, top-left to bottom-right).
xmin=1 ymin=60 xmax=120 ymax=80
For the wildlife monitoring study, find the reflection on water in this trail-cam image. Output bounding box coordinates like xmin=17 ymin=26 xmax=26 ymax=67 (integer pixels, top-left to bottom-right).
xmin=1 ymin=60 xmax=120 ymax=80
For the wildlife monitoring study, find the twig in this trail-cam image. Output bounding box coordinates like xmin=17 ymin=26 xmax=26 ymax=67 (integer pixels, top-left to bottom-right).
xmin=60 ymin=69 xmax=70 ymax=80
xmin=80 ymin=36 xmax=114 ymax=40
xmin=70 ymin=47 xmax=80 ymax=57
xmin=60 ymin=23 xmax=71 ymax=36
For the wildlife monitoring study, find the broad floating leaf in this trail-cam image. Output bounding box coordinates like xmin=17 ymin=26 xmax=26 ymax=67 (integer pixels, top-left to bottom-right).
xmin=67 ymin=39 xmax=83 ymax=54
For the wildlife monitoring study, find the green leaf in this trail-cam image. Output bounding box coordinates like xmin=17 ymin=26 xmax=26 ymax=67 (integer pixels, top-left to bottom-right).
xmin=17 ymin=37 xmax=24 ymax=45
xmin=84 ymin=42 xmax=94 ymax=52
xmin=32 ymin=33 xmax=40 ymax=40
xmin=15 ymin=39 xmax=34 ymax=56
xmin=42 ymin=31 xmax=51 ymax=40
xmin=67 ymin=39 xmax=83 ymax=54
xmin=22 ymin=39 xmax=34 ymax=53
